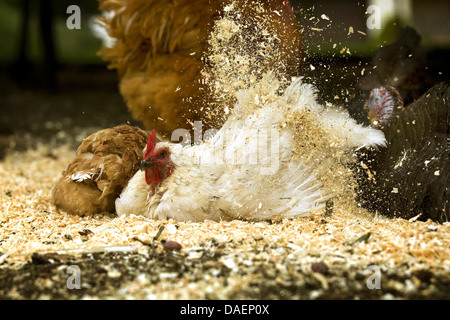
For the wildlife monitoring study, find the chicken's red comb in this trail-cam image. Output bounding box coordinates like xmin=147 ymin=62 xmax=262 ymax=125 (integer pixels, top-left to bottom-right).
xmin=144 ymin=129 xmax=157 ymax=158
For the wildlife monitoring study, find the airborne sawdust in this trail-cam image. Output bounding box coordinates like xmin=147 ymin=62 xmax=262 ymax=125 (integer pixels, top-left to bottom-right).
xmin=205 ymin=1 xmax=360 ymax=214
xmin=203 ymin=1 xmax=293 ymax=125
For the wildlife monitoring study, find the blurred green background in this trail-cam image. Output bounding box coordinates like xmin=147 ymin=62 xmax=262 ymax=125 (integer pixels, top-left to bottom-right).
xmin=0 ymin=0 xmax=101 ymax=65
xmin=1 ymin=0 xmax=448 ymax=65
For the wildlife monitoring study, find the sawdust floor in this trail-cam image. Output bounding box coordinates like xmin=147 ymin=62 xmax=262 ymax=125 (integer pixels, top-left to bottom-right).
xmin=0 ymin=144 xmax=449 ymax=300
xmin=1 ymin=65 xmax=449 ymax=300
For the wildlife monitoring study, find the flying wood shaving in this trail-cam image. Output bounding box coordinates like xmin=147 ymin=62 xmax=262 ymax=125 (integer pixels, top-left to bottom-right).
xmin=348 ymin=26 xmax=354 ymax=36
xmin=0 ymin=144 xmax=449 ymax=300
xmin=204 ymin=1 xmax=294 ymax=124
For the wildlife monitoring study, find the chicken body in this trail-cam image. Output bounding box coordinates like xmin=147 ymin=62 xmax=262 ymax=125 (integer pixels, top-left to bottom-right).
xmin=116 ymin=76 xmax=386 ymax=221
xmin=360 ymin=82 xmax=449 ymax=222
xmin=53 ymin=125 xmax=148 ymax=216
xmin=97 ymin=0 xmax=303 ymax=136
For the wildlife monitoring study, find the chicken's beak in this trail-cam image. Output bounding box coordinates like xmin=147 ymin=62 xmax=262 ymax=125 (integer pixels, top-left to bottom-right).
xmin=140 ymin=159 xmax=155 ymax=171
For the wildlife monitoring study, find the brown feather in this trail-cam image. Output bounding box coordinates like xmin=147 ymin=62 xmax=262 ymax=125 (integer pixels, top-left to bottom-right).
xmin=52 ymin=125 xmax=148 ymax=216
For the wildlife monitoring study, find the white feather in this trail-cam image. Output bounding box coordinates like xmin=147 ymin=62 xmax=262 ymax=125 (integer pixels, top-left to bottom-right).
xmin=71 ymin=169 xmax=94 ymax=182
xmin=89 ymin=13 xmax=117 ymax=49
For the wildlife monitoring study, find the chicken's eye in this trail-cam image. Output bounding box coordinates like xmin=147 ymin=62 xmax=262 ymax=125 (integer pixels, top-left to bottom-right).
xmin=159 ymin=150 xmax=167 ymax=158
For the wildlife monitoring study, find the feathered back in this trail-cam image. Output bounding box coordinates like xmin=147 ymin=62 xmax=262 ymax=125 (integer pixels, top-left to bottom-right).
xmin=383 ymin=82 xmax=448 ymax=152
xmin=199 ymin=75 xmax=386 ymax=220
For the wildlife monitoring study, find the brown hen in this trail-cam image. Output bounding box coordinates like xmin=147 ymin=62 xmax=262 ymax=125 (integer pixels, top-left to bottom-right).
xmin=97 ymin=0 xmax=303 ymax=137
xmin=52 ymin=125 xmax=148 ymax=216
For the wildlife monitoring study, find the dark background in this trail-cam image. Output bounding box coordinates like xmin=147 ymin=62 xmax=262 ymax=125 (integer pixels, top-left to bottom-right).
xmin=0 ymin=0 xmax=449 ymax=157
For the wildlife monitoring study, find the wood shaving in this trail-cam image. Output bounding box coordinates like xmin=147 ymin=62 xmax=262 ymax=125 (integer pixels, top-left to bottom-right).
xmin=0 ymin=146 xmax=449 ymax=299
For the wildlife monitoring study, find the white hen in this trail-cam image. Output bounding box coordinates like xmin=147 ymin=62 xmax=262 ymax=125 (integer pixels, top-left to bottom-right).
xmin=116 ymin=74 xmax=386 ymax=221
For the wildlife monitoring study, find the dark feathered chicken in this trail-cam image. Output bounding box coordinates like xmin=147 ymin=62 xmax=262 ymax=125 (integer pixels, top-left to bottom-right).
xmin=358 ymin=82 xmax=449 ymax=222
xmin=359 ymin=26 xmax=435 ymax=106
